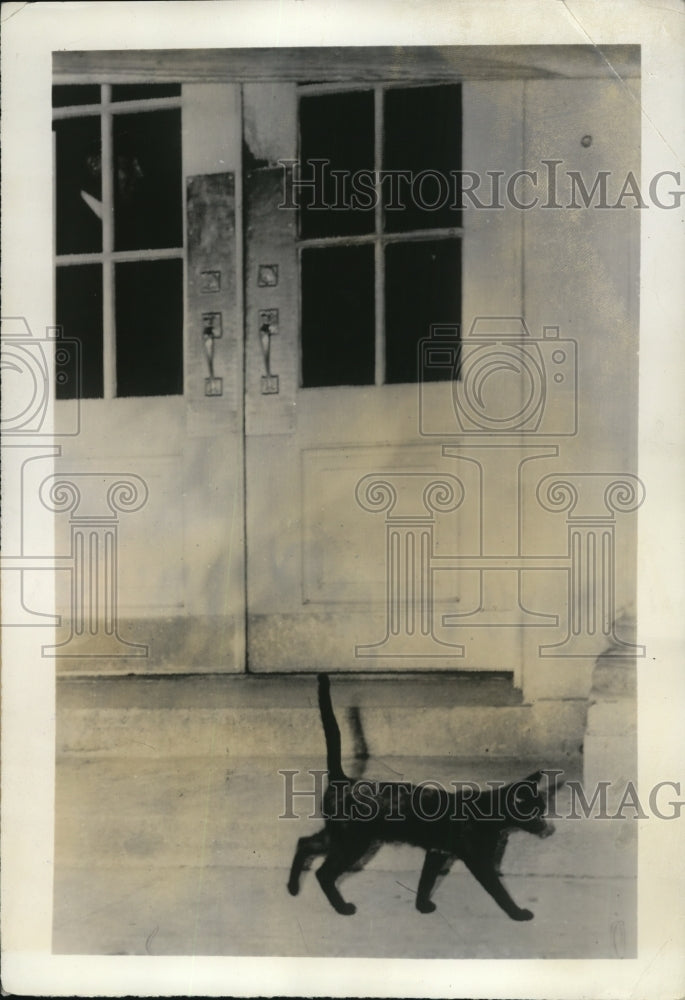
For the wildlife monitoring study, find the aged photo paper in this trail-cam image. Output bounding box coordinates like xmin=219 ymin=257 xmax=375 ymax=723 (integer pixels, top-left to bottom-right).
xmin=1 ymin=1 xmax=684 ymax=996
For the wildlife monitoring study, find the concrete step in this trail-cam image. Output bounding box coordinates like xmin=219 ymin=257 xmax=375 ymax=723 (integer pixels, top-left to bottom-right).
xmin=56 ymin=671 xmax=522 ymax=709
xmin=56 ymin=674 xmax=586 ymax=759
xmin=57 ymin=703 xmax=587 ymax=758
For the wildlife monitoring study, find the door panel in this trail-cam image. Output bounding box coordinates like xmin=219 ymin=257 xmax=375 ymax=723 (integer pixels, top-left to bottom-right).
xmin=243 ymin=163 xmax=469 ymax=672
xmin=242 ymin=86 xmax=513 ymax=674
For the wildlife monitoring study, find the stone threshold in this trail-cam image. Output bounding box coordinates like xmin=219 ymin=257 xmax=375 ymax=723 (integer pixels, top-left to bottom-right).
xmin=57 ymin=670 xmax=522 ymax=710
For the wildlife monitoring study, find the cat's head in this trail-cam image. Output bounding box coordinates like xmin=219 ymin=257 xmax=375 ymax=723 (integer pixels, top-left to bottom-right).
xmin=504 ymin=770 xmax=558 ymax=838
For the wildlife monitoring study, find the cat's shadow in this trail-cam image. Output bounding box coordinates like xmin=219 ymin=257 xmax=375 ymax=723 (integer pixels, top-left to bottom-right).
xmin=347 ymin=705 xmax=369 ymax=777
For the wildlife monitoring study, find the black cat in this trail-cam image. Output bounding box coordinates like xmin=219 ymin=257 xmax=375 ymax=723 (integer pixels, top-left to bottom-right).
xmin=287 ymin=674 xmax=556 ymax=919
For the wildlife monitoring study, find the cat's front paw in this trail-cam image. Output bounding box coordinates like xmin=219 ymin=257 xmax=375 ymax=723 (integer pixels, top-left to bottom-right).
xmin=416 ymin=900 xmax=436 ymax=914
xmin=287 ymin=880 xmax=299 ymax=896
xmin=337 ymin=902 xmax=357 ymax=916
xmin=512 ymin=907 xmax=534 ymax=921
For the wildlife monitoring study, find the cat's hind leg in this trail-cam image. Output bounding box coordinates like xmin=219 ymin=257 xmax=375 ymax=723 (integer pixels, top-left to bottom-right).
xmin=287 ymin=828 xmax=329 ymax=896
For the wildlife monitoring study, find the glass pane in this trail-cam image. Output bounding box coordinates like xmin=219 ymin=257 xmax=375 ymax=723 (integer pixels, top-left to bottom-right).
xmin=55 ymin=264 xmax=103 ymax=399
xmin=113 ymin=108 xmax=182 ymax=251
xmin=111 ymin=84 xmax=181 ymax=101
xmin=299 ymin=90 xmax=374 ymax=239
xmin=54 ymin=116 xmax=102 ymax=255
xmin=383 ymin=84 xmax=462 ymax=233
xmin=52 ymin=84 xmax=101 ymax=108
xmin=385 ymin=239 xmax=461 ymax=384
xmin=115 ymin=259 xmax=183 ymax=397
xmin=301 ymin=245 xmax=374 ymax=387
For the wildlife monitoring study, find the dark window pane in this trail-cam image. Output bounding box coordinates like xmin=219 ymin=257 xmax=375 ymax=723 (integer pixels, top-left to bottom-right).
xmin=55 ymin=264 xmax=103 ymax=399
xmin=301 ymin=245 xmax=374 ymax=387
xmin=52 ymin=84 xmax=101 ymax=108
xmin=113 ymin=109 xmax=182 ymax=251
xmin=299 ymin=90 xmax=374 ymax=239
xmin=385 ymin=239 xmax=461 ymax=384
xmin=383 ymin=84 xmax=462 ymax=233
xmin=115 ymin=259 xmax=183 ymax=397
xmin=54 ymin=116 xmax=102 ymax=255
xmin=111 ymin=84 xmax=182 ymax=102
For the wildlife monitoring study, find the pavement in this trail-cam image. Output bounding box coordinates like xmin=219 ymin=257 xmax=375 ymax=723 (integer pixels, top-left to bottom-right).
xmin=53 ymin=751 xmax=636 ymax=959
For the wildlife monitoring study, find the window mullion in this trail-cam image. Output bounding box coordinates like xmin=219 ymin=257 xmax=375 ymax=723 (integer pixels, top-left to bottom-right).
xmin=374 ymin=85 xmax=384 ymax=388
xmin=101 ymin=85 xmax=116 ymax=399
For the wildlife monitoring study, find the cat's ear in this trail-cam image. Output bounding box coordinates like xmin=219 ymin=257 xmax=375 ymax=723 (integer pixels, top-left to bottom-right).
xmin=523 ymin=770 xmax=566 ymax=795
xmin=523 ymin=771 xmax=543 ymax=785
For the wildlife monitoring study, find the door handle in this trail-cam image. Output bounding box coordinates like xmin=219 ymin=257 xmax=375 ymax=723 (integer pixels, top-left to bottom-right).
xmin=259 ymin=309 xmax=279 ymax=394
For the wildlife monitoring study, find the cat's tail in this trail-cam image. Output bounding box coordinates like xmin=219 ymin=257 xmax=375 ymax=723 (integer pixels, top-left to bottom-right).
xmin=317 ymin=673 xmax=346 ymax=782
